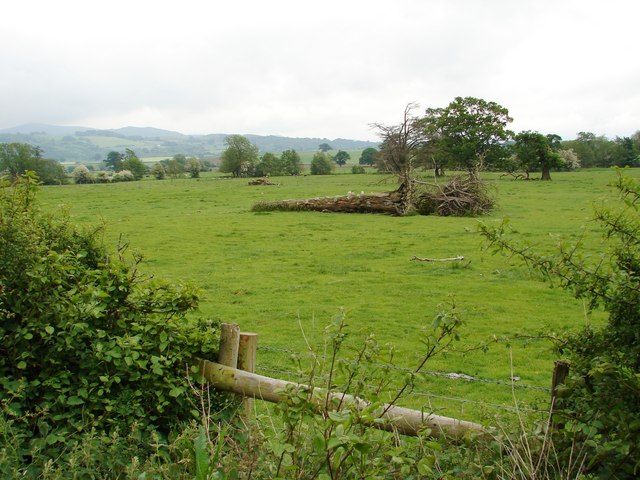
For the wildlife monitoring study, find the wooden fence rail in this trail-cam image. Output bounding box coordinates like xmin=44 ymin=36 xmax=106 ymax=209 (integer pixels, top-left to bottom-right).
xmin=197 ymin=323 xmax=486 ymax=438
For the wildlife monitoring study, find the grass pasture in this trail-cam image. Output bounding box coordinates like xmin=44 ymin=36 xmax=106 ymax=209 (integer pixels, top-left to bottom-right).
xmin=37 ymin=169 xmax=631 ymax=421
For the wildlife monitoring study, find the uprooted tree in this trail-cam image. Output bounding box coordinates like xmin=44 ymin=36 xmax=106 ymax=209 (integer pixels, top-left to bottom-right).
xmin=252 ymin=99 xmax=508 ymax=217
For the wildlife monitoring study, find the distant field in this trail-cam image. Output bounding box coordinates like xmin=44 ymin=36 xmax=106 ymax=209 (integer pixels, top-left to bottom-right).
xmin=37 ymin=169 xmax=632 ymax=420
xmin=83 ymin=135 xmax=151 ymax=149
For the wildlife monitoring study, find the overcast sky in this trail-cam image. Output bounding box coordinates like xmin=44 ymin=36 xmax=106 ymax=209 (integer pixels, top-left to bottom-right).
xmin=1 ymin=0 xmax=638 ymax=141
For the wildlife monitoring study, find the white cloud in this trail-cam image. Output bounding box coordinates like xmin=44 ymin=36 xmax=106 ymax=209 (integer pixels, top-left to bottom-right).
xmin=1 ymin=0 xmax=639 ymax=140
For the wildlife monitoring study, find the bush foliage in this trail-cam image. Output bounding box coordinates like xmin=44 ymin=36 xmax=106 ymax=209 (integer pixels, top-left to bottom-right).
xmin=0 ymin=173 xmax=222 ymax=472
xmin=480 ymin=169 xmax=640 ymax=477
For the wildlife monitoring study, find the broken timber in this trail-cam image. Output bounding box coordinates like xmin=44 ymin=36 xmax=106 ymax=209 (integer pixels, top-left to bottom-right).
xmin=411 ymin=255 xmax=465 ymax=262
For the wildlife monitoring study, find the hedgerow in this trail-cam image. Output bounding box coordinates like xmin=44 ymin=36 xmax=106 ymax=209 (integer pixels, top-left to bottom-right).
xmin=0 ymin=173 xmax=223 ymax=474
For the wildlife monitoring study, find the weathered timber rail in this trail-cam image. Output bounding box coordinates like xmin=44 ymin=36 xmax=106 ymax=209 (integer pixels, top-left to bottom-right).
xmin=197 ymin=323 xmax=486 ymax=438
xmin=198 ymin=358 xmax=485 ymax=437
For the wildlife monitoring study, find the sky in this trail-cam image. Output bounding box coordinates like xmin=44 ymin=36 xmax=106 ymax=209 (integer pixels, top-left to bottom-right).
xmin=1 ymin=0 xmax=638 ymax=142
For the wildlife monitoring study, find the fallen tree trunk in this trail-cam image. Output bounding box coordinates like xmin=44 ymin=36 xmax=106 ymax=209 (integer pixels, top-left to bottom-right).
xmin=252 ymin=192 xmax=404 ymax=216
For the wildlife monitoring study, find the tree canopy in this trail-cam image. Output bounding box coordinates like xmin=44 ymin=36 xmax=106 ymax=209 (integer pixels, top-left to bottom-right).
xmin=120 ymin=149 xmax=146 ymax=180
xmin=310 ymin=152 xmax=334 ymax=175
xmin=334 ymin=150 xmax=351 ymax=166
xmin=422 ymin=96 xmax=513 ymax=177
xmin=0 ymin=142 xmax=66 ymax=185
xmin=255 ymin=149 xmax=302 ymax=177
xmin=358 ymin=147 xmax=378 ymax=166
xmin=219 ymin=135 xmax=259 ymax=177
xmin=513 ymin=130 xmax=562 ymax=180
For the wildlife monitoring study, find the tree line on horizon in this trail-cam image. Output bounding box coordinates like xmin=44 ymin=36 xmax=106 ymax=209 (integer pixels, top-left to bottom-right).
xmin=1 ymin=95 xmax=640 ymax=184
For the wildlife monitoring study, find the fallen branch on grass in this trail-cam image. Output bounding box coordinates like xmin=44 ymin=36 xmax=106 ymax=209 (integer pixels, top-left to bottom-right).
xmin=411 ymin=255 xmax=465 ymax=262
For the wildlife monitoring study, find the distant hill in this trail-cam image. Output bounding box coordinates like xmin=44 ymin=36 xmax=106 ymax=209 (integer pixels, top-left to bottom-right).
xmin=0 ymin=123 xmax=91 ymax=136
xmin=0 ymin=124 xmax=378 ymax=163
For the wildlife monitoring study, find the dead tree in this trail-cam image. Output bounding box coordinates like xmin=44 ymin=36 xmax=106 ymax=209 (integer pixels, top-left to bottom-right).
xmin=370 ymin=103 xmax=427 ymax=215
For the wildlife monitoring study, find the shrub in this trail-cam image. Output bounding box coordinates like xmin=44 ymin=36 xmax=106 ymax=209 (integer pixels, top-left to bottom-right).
xmin=479 ymin=170 xmax=640 ymax=477
xmin=72 ymin=165 xmax=94 ymax=184
xmin=95 ymin=171 xmax=112 ymax=183
xmin=112 ymin=169 xmax=135 ymax=182
xmin=151 ymin=162 xmax=166 ymax=180
xmin=310 ymin=152 xmax=334 ymax=175
xmin=351 ymin=165 xmax=366 ymax=174
xmin=0 ymin=173 xmax=224 ymax=472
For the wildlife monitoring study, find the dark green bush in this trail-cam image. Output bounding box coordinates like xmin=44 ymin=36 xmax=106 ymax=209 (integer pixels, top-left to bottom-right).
xmin=0 ymin=173 xmax=223 ymax=470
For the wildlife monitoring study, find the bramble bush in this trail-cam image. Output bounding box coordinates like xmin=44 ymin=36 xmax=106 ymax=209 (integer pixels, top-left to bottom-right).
xmin=0 ymin=173 xmax=224 ymax=476
xmin=480 ymin=169 xmax=640 ymax=478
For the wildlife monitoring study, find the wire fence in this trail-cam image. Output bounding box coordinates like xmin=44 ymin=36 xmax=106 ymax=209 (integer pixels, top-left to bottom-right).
xmin=256 ymin=344 xmax=553 ymax=415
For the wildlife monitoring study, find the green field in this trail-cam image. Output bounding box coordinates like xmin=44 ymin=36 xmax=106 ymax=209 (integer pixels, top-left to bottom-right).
xmin=37 ymin=169 xmax=628 ymax=420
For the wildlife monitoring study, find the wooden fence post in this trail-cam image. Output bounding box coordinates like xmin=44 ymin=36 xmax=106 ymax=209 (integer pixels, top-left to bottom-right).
xmin=550 ymin=360 xmax=570 ymax=428
xmin=218 ymin=323 xmax=240 ymax=368
xmin=238 ymin=332 xmax=258 ymax=417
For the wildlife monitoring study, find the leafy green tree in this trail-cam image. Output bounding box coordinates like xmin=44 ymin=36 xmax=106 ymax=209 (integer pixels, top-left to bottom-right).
xmin=33 ymin=158 xmax=67 ymax=185
xmin=151 ymin=162 xmax=166 ymax=180
xmin=105 ymin=150 xmax=123 ymax=171
xmin=0 ymin=143 xmax=65 ymax=185
xmin=255 ymin=152 xmax=279 ymax=177
xmin=632 ymin=130 xmax=640 ymax=153
xmin=0 ymin=174 xmax=223 ymax=471
xmin=564 ymin=132 xmax=616 ymax=168
xmin=334 ymin=150 xmax=350 ymax=166
xmin=318 ymin=142 xmax=332 ymax=152
xmin=546 ymin=133 xmax=563 ymax=151
xmin=310 ymin=152 xmax=334 ymax=175
xmin=172 ymin=153 xmax=188 ymax=165
xmin=186 ymin=158 xmax=202 ymax=178
xmin=513 ymin=130 xmax=562 ymax=180
xmin=0 ymin=143 xmax=40 ymax=178
xmin=219 ymin=135 xmax=259 ymax=177
xmin=611 ymin=136 xmax=639 ymax=167
xmin=120 ymin=149 xmax=146 ymax=180
xmin=280 ymin=149 xmax=302 ymax=175
xmin=358 ymin=147 xmax=378 ymax=166
xmin=422 ymin=96 xmax=513 ymax=177
xmin=164 ymin=158 xmax=185 ymax=179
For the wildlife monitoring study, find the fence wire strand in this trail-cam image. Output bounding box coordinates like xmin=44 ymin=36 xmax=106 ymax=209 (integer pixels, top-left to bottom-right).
xmin=255 ymin=365 xmax=550 ymax=415
xmin=257 ymin=344 xmax=551 ymax=393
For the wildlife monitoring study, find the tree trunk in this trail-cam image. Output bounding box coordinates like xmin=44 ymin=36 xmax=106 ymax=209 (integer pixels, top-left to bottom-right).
xmin=395 ymin=177 xmax=414 ymax=215
xmin=541 ymin=166 xmax=552 ymax=181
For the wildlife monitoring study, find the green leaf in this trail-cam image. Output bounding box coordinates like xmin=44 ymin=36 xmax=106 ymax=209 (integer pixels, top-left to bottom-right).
xmin=17 ymin=361 xmax=27 ymax=369
xmin=327 ymin=410 xmax=351 ymax=424
xmin=312 ymin=434 xmax=325 ymax=452
xmin=193 ymin=427 xmax=210 ymax=480
xmin=45 ymin=325 xmax=54 ymax=335
xmin=327 ymin=436 xmax=346 ymax=450
xmin=169 ymin=387 xmax=183 ymax=397
xmin=67 ymin=396 xmax=84 ymax=406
